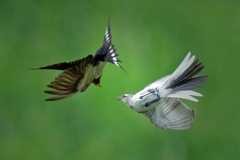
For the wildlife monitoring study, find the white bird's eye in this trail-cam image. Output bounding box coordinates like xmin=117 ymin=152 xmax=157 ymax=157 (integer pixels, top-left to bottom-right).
xmin=123 ymin=95 xmax=126 ymax=97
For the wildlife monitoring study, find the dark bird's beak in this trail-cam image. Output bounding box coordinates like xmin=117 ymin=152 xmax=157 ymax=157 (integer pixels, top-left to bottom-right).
xmin=116 ymin=96 xmax=123 ymax=100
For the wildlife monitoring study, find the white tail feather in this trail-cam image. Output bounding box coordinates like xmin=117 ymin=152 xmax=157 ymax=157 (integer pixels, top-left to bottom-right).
xmin=170 ymin=52 xmax=192 ymax=80
xmin=167 ymin=93 xmax=199 ymax=102
xmin=174 ymin=90 xmax=203 ymax=97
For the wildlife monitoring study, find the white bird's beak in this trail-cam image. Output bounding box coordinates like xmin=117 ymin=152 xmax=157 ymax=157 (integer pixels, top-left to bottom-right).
xmin=116 ymin=96 xmax=123 ymax=100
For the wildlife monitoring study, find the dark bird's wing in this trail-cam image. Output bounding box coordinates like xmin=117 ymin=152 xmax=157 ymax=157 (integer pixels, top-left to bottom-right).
xmin=93 ymin=15 xmax=127 ymax=74
xmin=40 ymin=55 xmax=94 ymax=101
xmin=143 ymin=98 xmax=196 ymax=130
xmin=38 ymin=62 xmax=71 ymax=70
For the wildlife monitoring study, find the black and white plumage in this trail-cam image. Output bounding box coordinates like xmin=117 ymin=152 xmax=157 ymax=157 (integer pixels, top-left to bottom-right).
xmin=117 ymin=52 xmax=207 ymax=130
xmin=34 ymin=15 xmax=127 ymax=101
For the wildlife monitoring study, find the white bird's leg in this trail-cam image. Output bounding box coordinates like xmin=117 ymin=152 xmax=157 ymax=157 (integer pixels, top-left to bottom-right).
xmin=139 ymin=89 xmax=155 ymax=99
xmin=144 ymin=95 xmax=161 ymax=107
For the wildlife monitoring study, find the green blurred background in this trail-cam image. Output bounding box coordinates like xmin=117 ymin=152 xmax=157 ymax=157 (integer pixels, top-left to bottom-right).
xmin=0 ymin=0 xmax=239 ymax=159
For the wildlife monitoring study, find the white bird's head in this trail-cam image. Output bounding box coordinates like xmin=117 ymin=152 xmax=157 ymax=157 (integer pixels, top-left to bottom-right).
xmin=116 ymin=94 xmax=133 ymax=106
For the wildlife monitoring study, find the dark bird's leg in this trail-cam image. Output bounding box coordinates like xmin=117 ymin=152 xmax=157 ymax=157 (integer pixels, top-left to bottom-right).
xmin=92 ymin=76 xmax=101 ymax=87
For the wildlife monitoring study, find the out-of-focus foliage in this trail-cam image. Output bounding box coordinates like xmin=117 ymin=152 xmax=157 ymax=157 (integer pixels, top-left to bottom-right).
xmin=0 ymin=0 xmax=239 ymax=160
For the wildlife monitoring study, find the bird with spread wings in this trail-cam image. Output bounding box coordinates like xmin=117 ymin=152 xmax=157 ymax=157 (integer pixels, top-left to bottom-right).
xmin=34 ymin=16 xmax=127 ymax=101
xmin=117 ymin=52 xmax=207 ymax=130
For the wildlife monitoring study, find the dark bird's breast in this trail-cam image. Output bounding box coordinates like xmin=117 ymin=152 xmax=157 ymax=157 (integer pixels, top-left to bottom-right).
xmin=79 ymin=61 xmax=107 ymax=88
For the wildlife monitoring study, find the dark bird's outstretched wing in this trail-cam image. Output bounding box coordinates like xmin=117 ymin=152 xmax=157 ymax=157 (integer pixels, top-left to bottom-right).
xmin=39 ymin=55 xmax=94 ymax=101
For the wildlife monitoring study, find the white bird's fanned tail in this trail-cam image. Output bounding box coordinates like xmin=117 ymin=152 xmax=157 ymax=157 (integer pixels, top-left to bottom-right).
xmin=164 ymin=52 xmax=208 ymax=102
xmin=143 ymin=98 xmax=196 ymax=130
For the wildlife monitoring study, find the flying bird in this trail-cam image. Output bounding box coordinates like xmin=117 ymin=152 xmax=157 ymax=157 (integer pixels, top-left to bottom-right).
xmin=34 ymin=15 xmax=127 ymax=101
xmin=117 ymin=52 xmax=207 ymax=130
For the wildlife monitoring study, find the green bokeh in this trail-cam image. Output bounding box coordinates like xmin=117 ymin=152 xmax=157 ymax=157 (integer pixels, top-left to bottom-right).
xmin=0 ymin=0 xmax=239 ymax=159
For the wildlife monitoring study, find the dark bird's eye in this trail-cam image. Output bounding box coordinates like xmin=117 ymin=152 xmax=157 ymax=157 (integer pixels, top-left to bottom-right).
xmin=123 ymin=95 xmax=126 ymax=97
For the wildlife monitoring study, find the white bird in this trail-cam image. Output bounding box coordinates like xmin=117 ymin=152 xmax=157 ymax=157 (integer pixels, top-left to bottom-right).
xmin=117 ymin=52 xmax=208 ymax=130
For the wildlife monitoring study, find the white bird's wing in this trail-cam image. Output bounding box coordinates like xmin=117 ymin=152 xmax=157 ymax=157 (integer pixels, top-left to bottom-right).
xmin=143 ymin=98 xmax=196 ymax=130
xmin=144 ymin=76 xmax=169 ymax=89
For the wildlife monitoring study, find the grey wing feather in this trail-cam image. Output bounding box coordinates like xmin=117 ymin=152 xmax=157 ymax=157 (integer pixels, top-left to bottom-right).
xmin=143 ymin=98 xmax=196 ymax=130
xmin=165 ymin=52 xmax=208 ymax=91
xmin=148 ymin=75 xmax=169 ymax=88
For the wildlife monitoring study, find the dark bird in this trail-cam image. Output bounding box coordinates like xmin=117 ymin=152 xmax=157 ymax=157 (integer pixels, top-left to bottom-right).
xmin=34 ymin=15 xmax=127 ymax=101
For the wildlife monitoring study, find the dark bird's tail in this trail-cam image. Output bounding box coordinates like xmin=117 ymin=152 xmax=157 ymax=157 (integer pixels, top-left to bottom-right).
xmin=93 ymin=11 xmax=128 ymax=74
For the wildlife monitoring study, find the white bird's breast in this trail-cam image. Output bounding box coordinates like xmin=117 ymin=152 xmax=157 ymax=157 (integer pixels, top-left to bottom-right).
xmin=129 ymin=89 xmax=160 ymax=113
xmin=129 ymin=75 xmax=173 ymax=113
